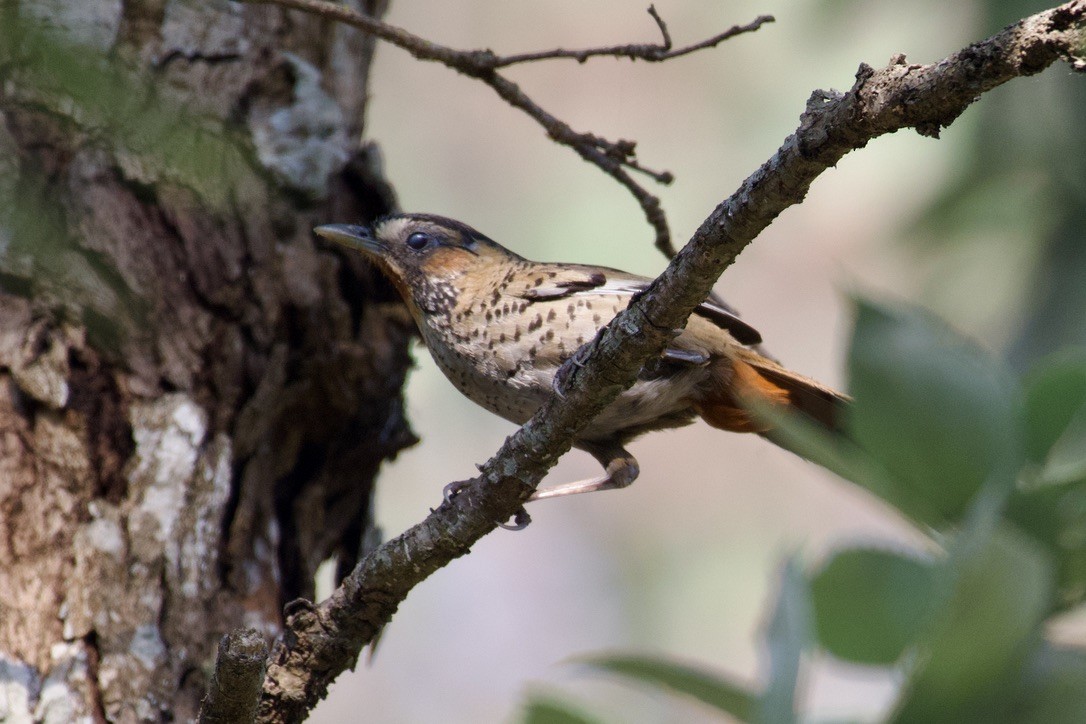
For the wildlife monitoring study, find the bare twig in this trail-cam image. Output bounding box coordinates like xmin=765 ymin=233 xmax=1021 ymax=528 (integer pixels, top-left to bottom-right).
xmin=244 ymin=0 xmax=772 ymax=257
xmin=650 ymin=6 xmax=673 ymax=50
xmin=255 ymin=4 xmax=1086 ymax=723
xmin=494 ymin=8 xmax=773 ymax=66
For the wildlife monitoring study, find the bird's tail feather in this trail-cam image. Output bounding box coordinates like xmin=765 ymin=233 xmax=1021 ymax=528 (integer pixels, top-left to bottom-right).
xmin=694 ymin=352 xmax=848 ymax=435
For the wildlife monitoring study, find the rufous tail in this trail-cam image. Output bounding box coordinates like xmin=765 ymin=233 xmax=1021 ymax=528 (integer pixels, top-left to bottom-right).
xmin=694 ymin=351 xmax=848 ymax=435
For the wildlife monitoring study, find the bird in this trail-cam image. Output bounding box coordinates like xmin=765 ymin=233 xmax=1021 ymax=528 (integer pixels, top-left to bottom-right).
xmin=316 ymin=213 xmax=848 ymax=508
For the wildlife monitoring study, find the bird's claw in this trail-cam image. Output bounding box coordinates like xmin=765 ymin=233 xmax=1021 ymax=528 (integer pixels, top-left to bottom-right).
xmin=443 ymin=482 xmax=531 ymax=531
xmin=551 ymin=372 xmax=566 ymax=399
xmin=552 ymin=346 xmax=591 ymax=398
xmin=443 ymin=479 xmax=470 ymax=503
xmin=497 ymin=507 xmax=531 ymax=531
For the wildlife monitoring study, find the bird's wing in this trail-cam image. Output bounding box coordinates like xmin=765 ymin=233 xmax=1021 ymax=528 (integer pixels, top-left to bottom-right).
xmin=509 ymin=265 xmax=762 ymax=347
xmin=691 ymin=297 xmax=762 ymax=345
xmin=512 ymin=266 xmax=607 ymax=300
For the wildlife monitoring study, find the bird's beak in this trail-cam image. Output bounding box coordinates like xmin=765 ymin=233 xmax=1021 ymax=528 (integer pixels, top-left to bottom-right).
xmin=314 ymin=224 xmax=385 ymax=255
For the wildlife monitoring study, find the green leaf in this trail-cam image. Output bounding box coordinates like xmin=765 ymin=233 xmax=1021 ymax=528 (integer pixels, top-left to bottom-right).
xmin=759 ymin=558 xmax=812 ymax=724
xmin=1012 ymin=643 xmax=1086 ymax=724
xmin=581 ymin=654 xmax=758 ymax=721
xmin=521 ymin=696 xmax=602 ymax=724
xmin=1008 ymin=479 xmax=1086 ymax=610
xmin=1011 ymin=351 xmax=1086 ymax=610
xmin=579 ymin=562 xmax=811 ymax=724
xmin=747 ymin=398 xmax=907 ymax=517
xmin=847 ymin=299 xmax=1020 ymax=524
xmin=1023 ymin=351 xmax=1086 ymax=464
xmin=890 ymin=520 xmax=1054 ymax=722
xmin=1042 ymin=405 xmax=1086 ymax=486
xmin=811 ymin=547 xmax=939 ymax=665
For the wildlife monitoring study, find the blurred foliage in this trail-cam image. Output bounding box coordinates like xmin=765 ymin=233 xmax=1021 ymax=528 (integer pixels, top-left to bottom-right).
xmin=521 ymin=697 xmax=601 ymax=724
xmin=570 ymin=654 xmax=759 ymax=721
xmin=907 ymin=0 xmax=1086 ymax=365
xmin=522 ymin=297 xmax=1086 ymax=723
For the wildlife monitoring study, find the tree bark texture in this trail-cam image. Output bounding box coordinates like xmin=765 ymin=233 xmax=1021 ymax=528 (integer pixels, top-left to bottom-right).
xmin=0 ymin=1 xmax=412 ymax=720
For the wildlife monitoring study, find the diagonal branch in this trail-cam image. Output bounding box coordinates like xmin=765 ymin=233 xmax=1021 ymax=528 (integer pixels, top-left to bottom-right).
xmin=254 ymin=2 xmax=1086 ymax=722
xmin=244 ymin=0 xmax=772 ymax=257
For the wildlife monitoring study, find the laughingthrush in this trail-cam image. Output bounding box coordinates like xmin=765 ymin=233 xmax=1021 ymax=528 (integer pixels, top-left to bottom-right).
xmin=316 ymin=214 xmax=847 ymax=501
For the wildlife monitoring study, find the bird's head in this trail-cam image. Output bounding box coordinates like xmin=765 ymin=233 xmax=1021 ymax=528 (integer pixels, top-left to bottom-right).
xmin=315 ymin=213 xmax=521 ymax=321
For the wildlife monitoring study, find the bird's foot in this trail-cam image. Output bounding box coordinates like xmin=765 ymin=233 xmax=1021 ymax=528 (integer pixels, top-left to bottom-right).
xmin=442 ymin=480 xmax=533 ymax=531
xmin=497 ymin=507 xmax=532 ymax=531
xmin=552 ymin=344 xmax=593 ymax=398
xmin=442 ymin=478 xmax=471 ymax=503
xmin=529 ymin=444 xmax=640 ymax=500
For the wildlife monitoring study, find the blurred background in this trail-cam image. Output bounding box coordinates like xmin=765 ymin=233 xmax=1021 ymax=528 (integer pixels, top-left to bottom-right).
xmin=313 ymin=0 xmax=1086 ymax=721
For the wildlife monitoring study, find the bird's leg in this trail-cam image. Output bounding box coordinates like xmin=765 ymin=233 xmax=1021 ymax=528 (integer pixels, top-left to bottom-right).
xmin=440 ymin=441 xmax=637 ymax=529
xmin=530 ymin=441 xmax=639 ymax=501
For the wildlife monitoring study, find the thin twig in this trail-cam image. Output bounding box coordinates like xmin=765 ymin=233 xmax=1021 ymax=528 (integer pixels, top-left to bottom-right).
xmin=493 ymin=10 xmax=773 ymax=66
xmin=243 ymin=0 xmax=772 ymax=258
xmin=649 ymin=6 xmax=673 ymax=50
xmin=255 ymin=4 xmax=1086 ymax=723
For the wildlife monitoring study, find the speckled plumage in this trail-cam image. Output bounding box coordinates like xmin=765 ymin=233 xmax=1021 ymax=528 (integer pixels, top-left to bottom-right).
xmin=316 ymin=214 xmax=847 ymax=501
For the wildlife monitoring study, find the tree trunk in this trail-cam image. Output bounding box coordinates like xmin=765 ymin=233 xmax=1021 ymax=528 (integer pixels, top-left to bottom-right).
xmin=0 ymin=1 xmax=411 ymax=720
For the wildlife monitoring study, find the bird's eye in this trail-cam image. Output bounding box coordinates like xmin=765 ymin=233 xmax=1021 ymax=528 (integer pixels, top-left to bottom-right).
xmin=405 ymin=232 xmax=433 ymax=251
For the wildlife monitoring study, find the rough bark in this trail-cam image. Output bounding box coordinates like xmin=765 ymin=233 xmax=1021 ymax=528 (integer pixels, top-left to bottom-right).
xmin=0 ymin=1 xmax=411 ymax=720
